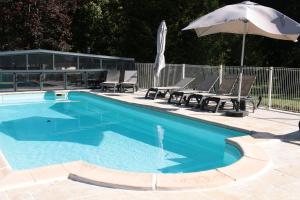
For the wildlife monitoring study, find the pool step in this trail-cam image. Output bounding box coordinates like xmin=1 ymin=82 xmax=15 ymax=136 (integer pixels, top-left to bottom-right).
xmin=0 ymin=152 xmax=13 ymax=179
xmin=55 ymin=92 xmax=69 ymax=101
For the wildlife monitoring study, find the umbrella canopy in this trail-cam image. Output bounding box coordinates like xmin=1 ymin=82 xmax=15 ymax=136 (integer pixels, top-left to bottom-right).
xmin=154 ymin=20 xmax=167 ymax=86
xmin=183 ymin=1 xmax=300 ymax=107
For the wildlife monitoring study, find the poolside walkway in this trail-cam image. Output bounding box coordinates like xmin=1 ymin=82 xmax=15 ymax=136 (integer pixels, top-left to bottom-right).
xmin=1 ymin=90 xmax=300 ymax=200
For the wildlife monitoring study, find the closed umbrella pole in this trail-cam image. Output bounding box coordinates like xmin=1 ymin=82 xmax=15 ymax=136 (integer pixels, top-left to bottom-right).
xmin=153 ymin=21 xmax=167 ymax=87
xmin=237 ymin=21 xmax=248 ymax=109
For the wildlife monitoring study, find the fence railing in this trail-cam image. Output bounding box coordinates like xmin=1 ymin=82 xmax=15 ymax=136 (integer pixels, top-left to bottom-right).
xmin=135 ymin=63 xmax=300 ymax=113
xmin=1 ymin=64 xmax=299 ymax=113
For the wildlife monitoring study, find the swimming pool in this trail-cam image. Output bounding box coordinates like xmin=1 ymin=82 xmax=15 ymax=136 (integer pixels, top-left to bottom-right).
xmin=0 ymin=91 xmax=244 ymax=173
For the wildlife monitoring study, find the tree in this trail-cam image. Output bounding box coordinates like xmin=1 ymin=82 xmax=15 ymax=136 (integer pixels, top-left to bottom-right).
xmin=1 ymin=0 xmax=299 ymax=67
xmin=0 ymin=0 xmax=79 ymax=51
xmin=72 ymin=0 xmax=124 ymax=56
xmin=117 ymin=0 xmax=221 ymax=64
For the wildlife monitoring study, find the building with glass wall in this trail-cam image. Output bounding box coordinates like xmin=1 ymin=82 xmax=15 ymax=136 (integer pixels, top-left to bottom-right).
xmin=0 ymin=49 xmax=135 ymax=91
xmin=0 ymin=49 xmax=134 ymax=70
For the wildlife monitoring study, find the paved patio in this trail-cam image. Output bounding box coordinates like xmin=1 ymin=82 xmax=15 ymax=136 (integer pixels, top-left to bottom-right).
xmin=1 ymin=90 xmax=300 ymax=199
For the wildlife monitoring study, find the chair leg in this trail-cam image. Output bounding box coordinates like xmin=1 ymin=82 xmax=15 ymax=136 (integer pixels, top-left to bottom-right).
xmin=173 ymin=93 xmax=184 ymax=105
xmin=168 ymin=93 xmax=174 ymax=104
xmin=257 ymin=96 xmax=262 ymax=108
xmin=163 ymin=89 xmax=170 ymax=98
xmin=200 ymin=98 xmax=209 ymax=110
xmin=220 ymin=101 xmax=226 ymax=109
xmin=239 ymin=100 xmax=246 ymax=110
xmin=185 ymin=94 xmax=198 ymax=107
xmin=214 ymin=99 xmax=222 ymax=113
xmin=145 ymin=88 xmax=160 ymax=99
xmin=177 ymin=95 xmax=184 ymax=105
xmin=196 ymin=96 xmax=205 ymax=109
xmin=231 ymin=99 xmax=237 ymax=110
xmin=250 ymin=99 xmax=256 ymax=112
xmin=181 ymin=94 xmax=190 ymax=105
xmin=182 ymin=95 xmax=187 ymax=104
xmin=153 ymin=90 xmax=159 ymax=100
xmin=185 ymin=95 xmax=193 ymax=106
xmin=145 ymin=89 xmax=150 ymax=99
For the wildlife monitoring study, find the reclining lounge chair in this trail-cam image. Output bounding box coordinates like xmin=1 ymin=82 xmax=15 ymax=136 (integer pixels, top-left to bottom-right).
xmin=100 ymin=70 xmax=121 ymax=93
xmin=119 ymin=70 xmax=138 ymax=93
xmin=185 ymin=75 xmax=238 ymax=108
xmin=230 ymin=76 xmax=262 ymax=112
xmin=201 ymin=75 xmax=257 ymax=113
xmin=168 ymin=75 xmax=219 ymax=105
xmin=145 ymin=77 xmax=195 ymax=100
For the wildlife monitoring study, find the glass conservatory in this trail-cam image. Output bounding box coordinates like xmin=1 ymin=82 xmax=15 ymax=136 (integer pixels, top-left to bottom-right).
xmin=0 ymin=49 xmax=135 ymax=91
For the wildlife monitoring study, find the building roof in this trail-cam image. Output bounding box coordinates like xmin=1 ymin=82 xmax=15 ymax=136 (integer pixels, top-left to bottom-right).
xmin=0 ymin=49 xmax=134 ymax=61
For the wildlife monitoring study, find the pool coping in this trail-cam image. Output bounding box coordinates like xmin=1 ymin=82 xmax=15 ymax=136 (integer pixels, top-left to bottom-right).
xmin=0 ymin=90 xmax=271 ymax=191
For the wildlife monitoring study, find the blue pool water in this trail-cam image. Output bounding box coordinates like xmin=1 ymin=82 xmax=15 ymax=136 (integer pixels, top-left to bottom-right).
xmin=0 ymin=92 xmax=244 ymax=173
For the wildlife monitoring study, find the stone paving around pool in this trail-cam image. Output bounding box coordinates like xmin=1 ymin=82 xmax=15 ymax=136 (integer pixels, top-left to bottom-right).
xmin=0 ymin=90 xmax=300 ymax=199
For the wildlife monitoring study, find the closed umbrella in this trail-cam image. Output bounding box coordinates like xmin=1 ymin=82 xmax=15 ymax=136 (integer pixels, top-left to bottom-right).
xmin=154 ymin=20 xmax=167 ymax=86
xmin=183 ymin=1 xmax=300 ymax=114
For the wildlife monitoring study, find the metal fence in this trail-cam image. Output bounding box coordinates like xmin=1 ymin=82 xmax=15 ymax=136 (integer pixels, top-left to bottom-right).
xmin=1 ymin=64 xmax=299 ymax=113
xmin=135 ymin=63 xmax=300 ymax=113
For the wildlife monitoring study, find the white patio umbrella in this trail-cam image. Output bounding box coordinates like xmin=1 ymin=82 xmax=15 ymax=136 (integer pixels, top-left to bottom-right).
xmin=183 ymin=1 xmax=300 ymax=111
xmin=154 ymin=20 xmax=167 ymax=86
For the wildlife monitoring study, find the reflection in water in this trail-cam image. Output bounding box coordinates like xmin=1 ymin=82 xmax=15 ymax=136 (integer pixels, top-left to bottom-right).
xmin=157 ymin=125 xmax=165 ymax=167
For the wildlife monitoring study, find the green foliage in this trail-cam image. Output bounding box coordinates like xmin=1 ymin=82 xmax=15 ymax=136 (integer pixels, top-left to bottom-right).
xmin=70 ymin=0 xmax=300 ymax=67
xmin=0 ymin=0 xmax=300 ymax=67
xmin=72 ymin=0 xmax=105 ymax=52
xmin=0 ymin=0 xmax=79 ymax=50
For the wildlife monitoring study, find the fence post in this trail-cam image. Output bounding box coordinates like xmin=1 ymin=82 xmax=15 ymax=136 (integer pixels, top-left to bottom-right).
xmin=13 ymin=72 xmax=17 ymax=92
xmin=52 ymin=54 xmax=55 ymax=69
xmin=219 ymin=64 xmax=223 ymax=86
xmin=268 ymin=66 xmax=274 ymax=109
xmin=182 ymin=64 xmax=185 ymax=79
xmin=84 ymin=72 xmax=88 ymax=88
xmin=153 ymin=64 xmax=156 ymax=87
xmin=40 ymin=73 xmax=43 ymax=90
xmin=64 ymin=72 xmax=67 ymax=90
xmin=77 ymin=56 xmax=80 ymax=69
xmin=26 ymin=54 xmax=29 ymax=82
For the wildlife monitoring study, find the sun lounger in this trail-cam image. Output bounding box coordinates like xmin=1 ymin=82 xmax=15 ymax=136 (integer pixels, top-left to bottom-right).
xmin=119 ymin=70 xmax=138 ymax=93
xmin=168 ymin=75 xmax=219 ymax=105
xmin=100 ymin=70 xmax=121 ymax=92
xmin=201 ymin=75 xmax=257 ymax=112
xmin=145 ymin=77 xmax=195 ymax=100
xmin=230 ymin=76 xmax=262 ymax=112
xmin=185 ymin=75 xmax=238 ymax=107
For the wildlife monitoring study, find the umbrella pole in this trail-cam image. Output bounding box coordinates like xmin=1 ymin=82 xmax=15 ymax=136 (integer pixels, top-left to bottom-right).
xmin=236 ymin=22 xmax=247 ymax=111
